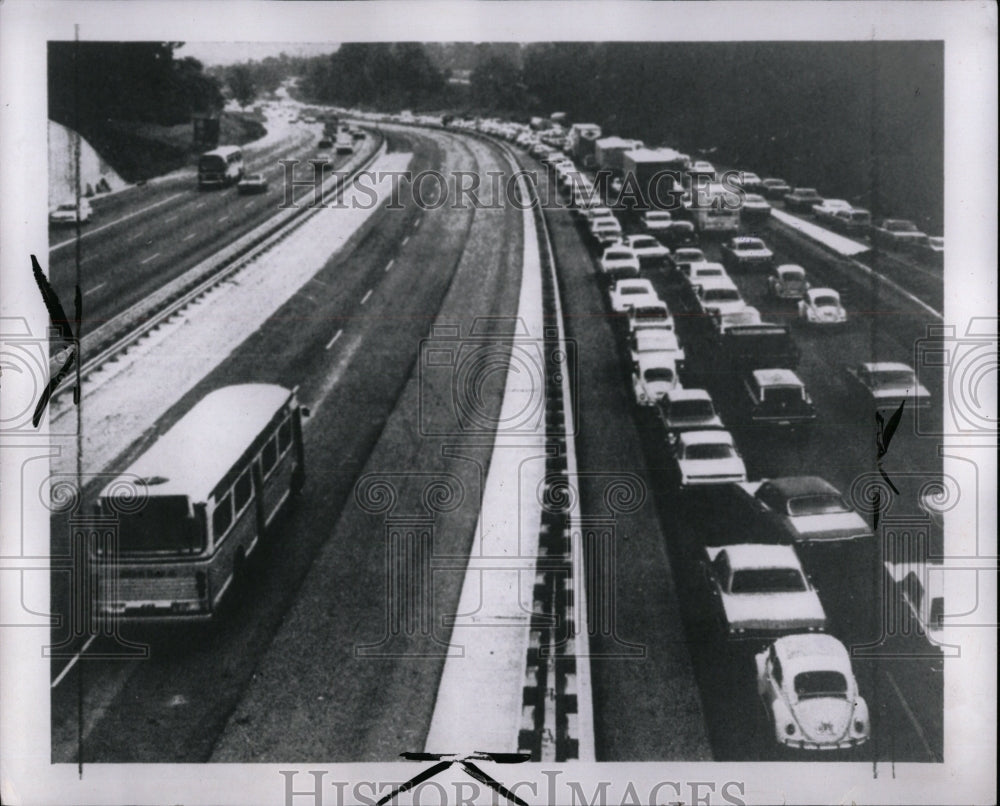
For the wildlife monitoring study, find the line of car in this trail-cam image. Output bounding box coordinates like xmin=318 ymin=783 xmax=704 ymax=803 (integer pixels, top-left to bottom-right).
xmin=533 ymin=140 xmax=943 ymax=754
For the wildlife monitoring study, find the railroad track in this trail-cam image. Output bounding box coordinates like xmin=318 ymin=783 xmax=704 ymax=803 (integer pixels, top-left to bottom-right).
xmin=50 ymin=131 xmax=386 ymax=401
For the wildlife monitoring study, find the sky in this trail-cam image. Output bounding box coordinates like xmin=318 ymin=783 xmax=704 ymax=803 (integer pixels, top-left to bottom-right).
xmin=175 ymin=42 xmax=338 ymax=66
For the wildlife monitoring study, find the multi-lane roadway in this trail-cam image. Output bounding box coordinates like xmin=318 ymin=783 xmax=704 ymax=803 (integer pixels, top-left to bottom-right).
xmin=49 ymin=113 xmax=945 ymax=765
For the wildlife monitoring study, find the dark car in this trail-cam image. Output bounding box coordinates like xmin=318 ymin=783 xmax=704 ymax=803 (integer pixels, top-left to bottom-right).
xmin=660 ymin=220 xmax=699 ymax=250
xmin=739 ymin=369 xmax=816 ymax=427
xmin=783 ymin=188 xmax=824 ymax=213
xmin=710 ymin=324 xmax=801 ymax=373
xmin=735 ymin=476 xmax=874 ymax=544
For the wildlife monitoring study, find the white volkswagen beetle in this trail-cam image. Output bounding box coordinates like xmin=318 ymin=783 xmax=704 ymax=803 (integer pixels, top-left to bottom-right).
xmin=798 ymin=287 xmax=847 ymax=325
xmin=756 ymin=633 xmax=870 ymax=750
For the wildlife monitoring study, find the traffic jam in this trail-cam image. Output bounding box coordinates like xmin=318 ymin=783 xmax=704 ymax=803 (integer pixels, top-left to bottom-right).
xmin=443 ymin=113 xmax=944 ymax=757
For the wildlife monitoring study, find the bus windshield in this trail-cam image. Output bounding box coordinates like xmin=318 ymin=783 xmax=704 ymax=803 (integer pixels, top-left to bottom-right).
xmin=105 ymin=496 xmax=204 ymax=554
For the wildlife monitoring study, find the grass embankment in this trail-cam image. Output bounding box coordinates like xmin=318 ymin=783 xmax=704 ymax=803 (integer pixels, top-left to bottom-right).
xmin=84 ymin=112 xmax=266 ymax=183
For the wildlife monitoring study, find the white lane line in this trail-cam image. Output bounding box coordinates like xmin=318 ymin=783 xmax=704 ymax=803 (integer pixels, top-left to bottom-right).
xmin=325 ymin=328 xmax=343 ymax=350
xmin=183 ymin=232 xmax=196 ymax=241
xmin=244 ymin=200 xmax=255 ymax=209
xmin=384 ymin=258 xmax=394 ymax=272
xmin=847 ymin=254 xmax=943 ymax=320
xmin=83 ymin=282 xmax=106 ymax=296
xmin=51 ymin=635 xmax=96 ymax=689
xmin=165 ymin=214 xmax=178 ymax=223
xmin=194 ymin=201 xmax=206 ymax=209
xmin=310 ymin=277 xmax=328 ymax=287
xmin=402 ymin=235 xmax=409 ymax=246
xmin=140 ymin=252 xmax=160 ymax=265
xmin=360 ymin=289 xmax=373 ymax=305
xmin=413 ymin=216 xmax=422 ymax=229
xmin=49 ymin=192 xmax=184 ymax=252
xmin=885 ymin=669 xmax=938 ymax=761
xmin=218 ymin=215 xmax=230 ymax=223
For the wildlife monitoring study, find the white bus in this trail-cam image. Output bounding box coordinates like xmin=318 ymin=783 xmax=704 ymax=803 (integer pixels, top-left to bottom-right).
xmin=197 ymin=145 xmax=244 ymax=188
xmin=688 ymin=180 xmax=741 ymax=234
xmin=94 ymin=384 xmax=307 ymax=620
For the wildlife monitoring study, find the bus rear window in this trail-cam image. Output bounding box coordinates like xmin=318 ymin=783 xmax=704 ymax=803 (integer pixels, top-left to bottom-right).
xmin=199 ymin=156 xmax=226 ymax=172
xmin=104 ymin=496 xmax=204 ymax=554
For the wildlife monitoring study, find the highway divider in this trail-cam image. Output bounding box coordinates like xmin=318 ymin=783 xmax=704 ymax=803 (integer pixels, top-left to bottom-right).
xmin=63 ymin=131 xmax=386 ymax=388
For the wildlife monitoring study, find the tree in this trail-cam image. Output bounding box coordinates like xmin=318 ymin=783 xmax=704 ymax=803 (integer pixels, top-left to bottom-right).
xmin=227 ymin=65 xmax=256 ymax=107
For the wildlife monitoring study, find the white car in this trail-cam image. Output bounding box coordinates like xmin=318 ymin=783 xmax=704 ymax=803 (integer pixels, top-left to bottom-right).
xmin=721 ymin=236 xmax=775 ymax=272
xmin=704 ymin=545 xmax=827 ymax=637
xmin=736 ymin=171 xmax=763 ymax=192
xmin=657 ymin=388 xmax=723 ymax=435
xmin=599 ymin=245 xmax=640 ymax=281
xmin=627 ymin=300 xmax=674 ymax=335
xmin=767 ymin=264 xmax=809 ymax=301
xmin=622 ymin=234 xmax=670 ymax=268
xmin=640 ymin=210 xmax=673 ymax=235
xmin=683 ymin=261 xmax=729 ymax=288
xmin=843 ymin=361 xmax=932 ymax=411
xmin=49 ymin=199 xmax=93 ymax=225
xmin=689 ymin=160 xmax=716 ymax=179
xmin=756 ymin=634 xmax=870 ymax=750
xmin=695 ymin=277 xmax=746 ymax=318
xmin=590 ymin=217 xmax=624 ymax=248
xmin=629 ymin=328 xmax=685 ymax=368
xmin=608 ymin=279 xmax=658 ymax=313
xmin=798 ymin=288 xmax=847 ymax=325
xmin=670 ymin=429 xmax=747 ymax=488
xmin=812 ymin=198 xmax=853 ymax=223
xmin=632 ymin=353 xmax=681 ymax=406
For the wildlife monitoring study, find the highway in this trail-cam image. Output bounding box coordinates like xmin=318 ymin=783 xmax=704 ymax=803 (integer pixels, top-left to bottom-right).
xmin=48 ymin=117 xmax=944 ymax=766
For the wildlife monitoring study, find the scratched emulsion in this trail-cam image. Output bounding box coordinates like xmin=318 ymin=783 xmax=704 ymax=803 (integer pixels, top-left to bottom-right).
xmin=46 ymin=152 xmax=413 ymax=481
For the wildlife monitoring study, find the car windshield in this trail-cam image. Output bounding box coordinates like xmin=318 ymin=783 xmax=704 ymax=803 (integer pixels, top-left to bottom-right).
xmin=761 ymin=386 xmax=804 ymax=406
xmin=595 ymin=221 xmax=620 ymax=231
xmin=887 ymin=220 xmax=918 ymax=232
xmin=670 ymin=400 xmax=714 ymax=419
xmin=631 ymin=237 xmax=659 ymax=249
xmin=796 ymin=189 xmax=819 ymax=197
xmin=927 ymin=237 xmax=944 ymax=248
xmin=788 ymin=494 xmax=851 ymax=517
xmin=793 ymin=671 xmax=848 ymax=700
xmin=780 ymin=268 xmax=805 ymax=280
xmin=606 ymin=251 xmax=631 ymax=261
xmin=730 ymin=567 xmax=806 ymax=593
xmin=745 ymin=194 xmax=766 ymax=203
xmin=739 ymin=239 xmax=766 ymax=250
xmin=722 ymin=311 xmax=761 ymax=329
xmin=56 ymin=204 xmax=77 ymax=212
xmin=635 ymin=307 xmax=667 ymax=320
xmin=872 ymin=369 xmax=916 ymax=387
xmin=684 ymin=443 xmax=732 ymax=460
xmin=813 ymin=295 xmax=840 ymax=308
xmin=695 ymin=268 xmax=724 ymax=278
xmin=621 ymin=286 xmax=648 ymax=295
xmin=644 ymin=367 xmax=674 ymax=383
xmin=703 ymin=288 xmax=741 ymax=302
xmin=670 ymin=222 xmax=695 ymax=233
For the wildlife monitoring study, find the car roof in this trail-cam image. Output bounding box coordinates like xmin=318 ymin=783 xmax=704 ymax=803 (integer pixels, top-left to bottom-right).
xmin=761 ymin=476 xmax=840 ymax=498
xmin=716 ymin=543 xmax=801 ymax=570
xmin=752 ymin=368 xmax=803 ymax=387
xmin=776 ymin=263 xmax=805 ymax=275
xmin=697 ymin=277 xmax=739 ymax=291
xmin=772 ymin=634 xmax=851 ymax=670
xmin=665 ymin=388 xmax=712 ymax=403
xmin=731 ymin=236 xmax=765 ymax=246
xmin=635 ymin=329 xmax=678 ymax=345
xmin=807 ymin=287 xmax=839 ymax=299
xmin=861 ymin=361 xmax=915 ymax=373
xmin=693 ymin=262 xmax=726 ymax=272
xmin=679 ymin=428 xmax=734 ymax=446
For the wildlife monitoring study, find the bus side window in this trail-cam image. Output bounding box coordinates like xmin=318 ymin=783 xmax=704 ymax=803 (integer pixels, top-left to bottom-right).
xmin=278 ymin=418 xmax=292 ymax=455
xmin=212 ymin=494 xmax=233 ymax=539
xmin=234 ymin=469 xmax=253 ymax=512
xmin=261 ymin=436 xmax=278 ymax=476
